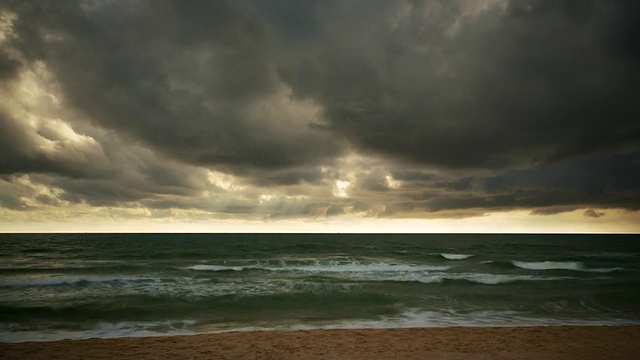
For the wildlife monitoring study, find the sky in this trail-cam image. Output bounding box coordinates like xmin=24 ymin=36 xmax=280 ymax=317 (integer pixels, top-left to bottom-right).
xmin=0 ymin=0 xmax=639 ymax=233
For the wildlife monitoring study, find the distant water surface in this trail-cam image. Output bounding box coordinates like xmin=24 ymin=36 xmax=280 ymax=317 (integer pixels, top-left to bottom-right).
xmin=1 ymin=233 xmax=639 ymax=342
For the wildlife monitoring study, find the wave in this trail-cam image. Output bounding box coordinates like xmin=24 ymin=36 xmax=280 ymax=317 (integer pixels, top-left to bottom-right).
xmin=440 ymin=253 xmax=474 ymax=260
xmin=0 ymin=263 xmax=149 ymax=275
xmin=0 ymin=291 xmax=397 ymax=325
xmin=275 ymin=263 xmax=450 ymax=273
xmin=511 ymin=261 xmax=622 ymax=273
xmin=6 ymin=306 xmax=637 ymax=343
xmin=287 ymin=282 xmax=360 ymax=293
xmin=184 ymin=259 xmax=571 ymax=285
xmin=452 ymin=273 xmax=550 ymax=285
xmin=379 ymin=273 xmax=566 ymax=285
xmin=186 ymin=259 xmax=451 ymax=274
xmin=342 ymin=309 xmax=640 ymax=330
xmin=187 ymin=265 xmax=252 ymax=272
xmin=5 ymin=314 xmax=638 ymax=343
xmin=585 ymin=267 xmax=624 ymax=273
xmin=0 ymin=320 xmax=197 ymax=342
xmin=0 ymin=275 xmax=159 ymax=287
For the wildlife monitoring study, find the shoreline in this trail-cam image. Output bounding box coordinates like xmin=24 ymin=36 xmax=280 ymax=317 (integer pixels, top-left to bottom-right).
xmin=2 ymin=321 xmax=640 ymax=343
xmin=1 ymin=325 xmax=639 ymax=359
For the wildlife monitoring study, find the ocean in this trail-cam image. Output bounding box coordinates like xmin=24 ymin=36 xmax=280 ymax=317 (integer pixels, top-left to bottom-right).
xmin=1 ymin=233 xmax=639 ymax=342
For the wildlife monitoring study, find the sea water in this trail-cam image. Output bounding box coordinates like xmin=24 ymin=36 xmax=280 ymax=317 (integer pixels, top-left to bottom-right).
xmin=1 ymin=233 xmax=639 ymax=342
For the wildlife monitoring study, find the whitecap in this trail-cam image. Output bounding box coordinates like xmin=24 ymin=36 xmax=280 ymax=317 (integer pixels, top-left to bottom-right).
xmin=512 ymin=260 xmax=585 ymax=271
xmin=186 ymin=258 xmax=451 ymax=274
xmin=512 ymin=261 xmax=622 ymax=273
xmin=346 ymin=272 xmax=565 ymax=285
xmin=187 ymin=265 xmax=249 ymax=271
xmin=0 ymin=320 xmax=196 ymax=342
xmin=455 ymin=273 xmax=543 ymax=285
xmin=440 ymin=253 xmax=474 ymax=260
xmin=275 ymin=263 xmax=451 ymax=273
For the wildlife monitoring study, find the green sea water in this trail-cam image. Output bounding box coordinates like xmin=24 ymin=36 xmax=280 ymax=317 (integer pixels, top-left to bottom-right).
xmin=1 ymin=233 xmax=639 ymax=341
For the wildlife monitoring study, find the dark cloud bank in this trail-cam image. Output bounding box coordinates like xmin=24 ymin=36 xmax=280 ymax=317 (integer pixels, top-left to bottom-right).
xmin=0 ymin=0 xmax=639 ymax=220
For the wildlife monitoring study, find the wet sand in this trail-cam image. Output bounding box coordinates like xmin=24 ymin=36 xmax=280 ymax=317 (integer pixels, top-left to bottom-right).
xmin=1 ymin=325 xmax=639 ymax=359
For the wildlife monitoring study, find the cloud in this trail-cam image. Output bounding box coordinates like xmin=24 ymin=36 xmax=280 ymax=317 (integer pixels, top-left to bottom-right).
xmin=0 ymin=50 xmax=21 ymax=81
xmin=584 ymin=209 xmax=605 ymax=218
xmin=4 ymin=0 xmax=343 ymax=174
xmin=0 ymin=0 xmax=639 ymax=225
xmin=274 ymin=0 xmax=640 ymax=169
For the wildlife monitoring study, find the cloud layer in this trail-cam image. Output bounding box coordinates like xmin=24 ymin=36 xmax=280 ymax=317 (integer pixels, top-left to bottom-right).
xmin=1 ymin=0 xmax=639 ymax=225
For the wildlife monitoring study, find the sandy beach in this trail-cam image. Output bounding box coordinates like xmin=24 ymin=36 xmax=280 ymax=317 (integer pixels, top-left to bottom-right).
xmin=1 ymin=325 xmax=639 ymax=360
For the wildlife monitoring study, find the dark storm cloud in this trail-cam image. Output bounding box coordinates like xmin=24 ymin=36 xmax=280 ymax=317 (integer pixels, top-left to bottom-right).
xmin=0 ymin=109 xmax=108 ymax=178
xmin=0 ymin=94 xmax=211 ymax=206
xmin=3 ymin=0 xmax=341 ymax=174
xmin=271 ymin=0 xmax=640 ymax=169
xmin=228 ymin=165 xmax=326 ymax=187
xmin=1 ymin=0 xmax=640 ymax=219
xmin=0 ymin=110 xmax=35 ymax=174
xmin=0 ymin=177 xmax=31 ymax=210
xmin=32 ymin=142 xmax=213 ymax=207
xmin=0 ymin=50 xmax=21 ymax=81
xmin=380 ymin=152 xmax=640 ymax=215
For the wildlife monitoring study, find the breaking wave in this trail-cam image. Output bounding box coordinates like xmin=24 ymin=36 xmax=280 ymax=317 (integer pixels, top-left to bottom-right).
xmin=187 ymin=259 xmax=451 ymax=274
xmin=187 ymin=265 xmax=251 ymax=272
xmin=511 ymin=261 xmax=622 ymax=273
xmin=440 ymin=253 xmax=474 ymax=260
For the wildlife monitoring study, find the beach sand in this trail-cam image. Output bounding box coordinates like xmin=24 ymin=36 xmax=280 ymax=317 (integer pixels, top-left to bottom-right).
xmin=1 ymin=325 xmax=639 ymax=359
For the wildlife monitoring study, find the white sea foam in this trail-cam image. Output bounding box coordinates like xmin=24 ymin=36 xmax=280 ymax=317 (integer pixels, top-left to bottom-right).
xmin=0 ymin=320 xmax=196 ymax=342
xmin=512 ymin=261 xmax=622 ymax=273
xmin=291 ymin=270 xmax=567 ymax=285
xmin=369 ymin=309 xmax=640 ymax=329
xmin=382 ymin=273 xmax=565 ymax=285
xmin=453 ymin=273 xmax=535 ymax=285
xmin=183 ymin=259 xmax=572 ymax=285
xmin=512 ymin=260 xmax=585 ymax=271
xmin=274 ymin=262 xmax=451 ymax=273
xmin=440 ymin=253 xmax=474 ymax=260
xmin=186 ymin=259 xmax=450 ymax=274
xmin=4 ymin=310 xmax=637 ymax=343
xmin=199 ymin=309 xmax=640 ymax=334
xmin=287 ymin=282 xmax=360 ymax=293
xmin=187 ymin=265 xmax=250 ymax=271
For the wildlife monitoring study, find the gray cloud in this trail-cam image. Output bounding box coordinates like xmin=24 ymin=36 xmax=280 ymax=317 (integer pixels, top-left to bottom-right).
xmin=0 ymin=110 xmax=35 ymax=174
xmin=584 ymin=209 xmax=605 ymax=218
xmin=0 ymin=50 xmax=21 ymax=81
xmin=381 ymin=152 xmax=640 ymax=214
xmin=0 ymin=177 xmax=32 ymax=211
xmin=273 ymin=0 xmax=640 ymax=169
xmin=4 ymin=0 xmax=342 ymax=174
xmin=0 ymin=108 xmax=109 ymax=178
xmin=0 ymin=0 xmax=639 ymax=222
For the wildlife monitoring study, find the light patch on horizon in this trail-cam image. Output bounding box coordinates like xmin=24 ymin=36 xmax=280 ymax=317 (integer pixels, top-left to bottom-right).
xmin=2 ymin=209 xmax=639 ymax=234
